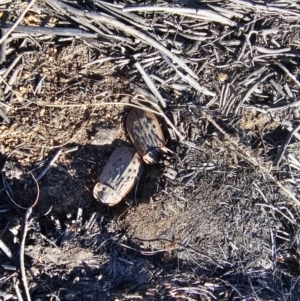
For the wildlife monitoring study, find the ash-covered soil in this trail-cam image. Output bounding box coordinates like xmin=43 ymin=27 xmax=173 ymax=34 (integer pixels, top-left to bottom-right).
xmin=1 ymin=1 xmax=300 ymax=300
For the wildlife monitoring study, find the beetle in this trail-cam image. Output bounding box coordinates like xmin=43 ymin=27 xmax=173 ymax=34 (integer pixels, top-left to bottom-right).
xmin=125 ymin=108 xmax=168 ymax=164
xmin=93 ymin=146 xmax=143 ymax=206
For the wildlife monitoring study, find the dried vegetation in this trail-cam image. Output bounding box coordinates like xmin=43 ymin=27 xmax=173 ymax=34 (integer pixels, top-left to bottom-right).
xmin=1 ymin=0 xmax=300 ymax=300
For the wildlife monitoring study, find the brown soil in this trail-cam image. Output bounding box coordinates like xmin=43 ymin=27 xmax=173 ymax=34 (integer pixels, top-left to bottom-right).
xmin=1 ymin=2 xmax=300 ymax=301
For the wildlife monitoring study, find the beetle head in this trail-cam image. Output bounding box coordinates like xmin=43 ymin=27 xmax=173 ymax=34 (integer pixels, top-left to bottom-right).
xmin=143 ymin=147 xmax=168 ymax=164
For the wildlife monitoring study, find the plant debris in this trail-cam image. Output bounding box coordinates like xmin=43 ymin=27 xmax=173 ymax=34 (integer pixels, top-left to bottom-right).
xmin=1 ymin=0 xmax=300 ymax=300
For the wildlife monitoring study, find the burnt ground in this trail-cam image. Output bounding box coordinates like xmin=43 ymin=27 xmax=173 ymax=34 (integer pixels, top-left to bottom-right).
xmin=1 ymin=1 xmax=300 ymax=300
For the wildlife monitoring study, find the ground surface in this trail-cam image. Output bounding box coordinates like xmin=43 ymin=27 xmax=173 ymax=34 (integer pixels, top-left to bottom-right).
xmin=1 ymin=1 xmax=300 ymax=301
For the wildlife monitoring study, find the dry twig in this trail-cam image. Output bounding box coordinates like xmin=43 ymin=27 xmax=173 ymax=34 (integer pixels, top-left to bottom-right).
xmin=0 ymin=0 xmax=36 ymax=45
xmin=35 ymin=148 xmax=63 ymax=181
xmin=134 ymin=62 xmax=166 ymax=108
xmin=0 ymin=238 xmax=16 ymax=263
xmin=275 ymin=125 xmax=300 ymax=167
xmin=122 ymin=5 xmax=236 ymax=26
xmin=19 ymin=174 xmax=40 ymax=301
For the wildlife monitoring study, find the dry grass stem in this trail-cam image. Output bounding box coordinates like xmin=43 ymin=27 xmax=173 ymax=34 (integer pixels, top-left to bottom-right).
xmin=1 ymin=0 xmax=300 ymax=299
xmin=0 ymin=0 xmax=36 ymax=45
